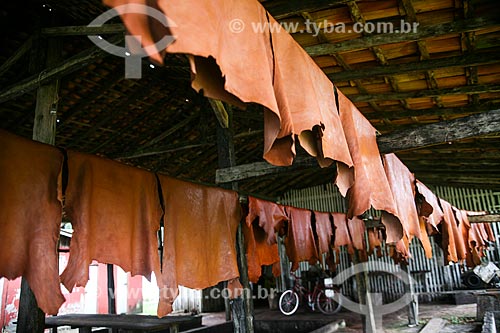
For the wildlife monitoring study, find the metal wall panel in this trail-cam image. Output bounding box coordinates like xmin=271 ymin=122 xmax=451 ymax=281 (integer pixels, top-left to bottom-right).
xmin=280 ymin=184 xmax=500 ymax=302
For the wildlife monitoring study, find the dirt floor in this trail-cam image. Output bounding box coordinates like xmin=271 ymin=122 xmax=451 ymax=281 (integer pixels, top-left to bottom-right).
xmin=202 ymin=302 xmax=482 ymax=332
xmin=382 ymin=303 xmax=480 ymax=333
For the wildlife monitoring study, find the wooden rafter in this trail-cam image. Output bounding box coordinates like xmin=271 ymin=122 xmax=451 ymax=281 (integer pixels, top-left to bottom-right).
xmin=348 ymin=84 xmax=500 ymax=103
xmin=66 ymin=83 xmax=160 ymax=149
xmin=0 ymin=36 xmax=33 ymax=78
xmin=305 ymin=18 xmax=498 ymax=56
xmin=364 ymin=101 xmax=500 ymax=120
xmin=41 ymin=24 xmax=126 ymax=36
xmin=0 ymin=35 xmax=123 ymax=104
xmin=116 ymin=130 xmax=262 ymax=159
xmin=264 ymin=0 xmax=350 ymax=19
xmin=340 ymin=2 xmax=395 ymax=126
xmin=329 ymin=52 xmax=499 ymax=82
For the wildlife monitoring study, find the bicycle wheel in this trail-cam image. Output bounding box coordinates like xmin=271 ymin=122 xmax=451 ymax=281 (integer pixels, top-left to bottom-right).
xmin=279 ymin=290 xmax=300 ymax=315
xmin=316 ymin=289 xmax=342 ymax=315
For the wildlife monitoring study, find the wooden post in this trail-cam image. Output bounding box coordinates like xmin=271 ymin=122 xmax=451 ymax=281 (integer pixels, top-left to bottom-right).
xmin=351 ymin=251 xmax=377 ymax=333
xmin=107 ymin=264 xmax=117 ymax=314
xmin=17 ymin=37 xmax=62 ymax=333
xmin=213 ymin=101 xmax=254 ymax=333
xmin=277 ymin=236 xmax=290 ymax=290
xmin=401 ymin=264 xmax=418 ymax=327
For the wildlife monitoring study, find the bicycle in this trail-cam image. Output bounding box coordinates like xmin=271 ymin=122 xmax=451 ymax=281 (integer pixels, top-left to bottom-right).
xmin=278 ymin=271 xmax=342 ymax=315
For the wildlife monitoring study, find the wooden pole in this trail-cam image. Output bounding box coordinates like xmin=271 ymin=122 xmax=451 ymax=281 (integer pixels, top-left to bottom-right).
xmin=351 ymin=251 xmax=377 ymax=333
xmin=17 ymin=37 xmax=62 ymax=333
xmin=107 ymin=264 xmax=117 ymax=314
xmin=213 ymin=101 xmax=254 ymax=333
xmin=400 ymin=264 xmax=418 ymax=327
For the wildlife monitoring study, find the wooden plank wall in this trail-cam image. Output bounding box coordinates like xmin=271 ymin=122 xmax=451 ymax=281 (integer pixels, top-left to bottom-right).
xmin=280 ymin=184 xmax=500 ymax=302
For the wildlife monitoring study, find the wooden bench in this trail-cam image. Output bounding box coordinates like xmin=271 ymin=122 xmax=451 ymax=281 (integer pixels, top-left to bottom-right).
xmin=45 ymin=313 xmax=197 ymax=333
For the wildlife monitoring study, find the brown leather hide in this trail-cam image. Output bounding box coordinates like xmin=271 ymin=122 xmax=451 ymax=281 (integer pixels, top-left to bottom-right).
xmin=336 ymin=90 xmax=402 ymax=243
xmin=156 ymin=175 xmax=241 ymax=316
xmin=332 ymin=212 xmax=353 ymax=254
xmin=455 ymin=210 xmax=480 ymax=267
xmin=0 ymin=130 xmax=65 ymax=314
xmin=103 ymin=0 xmax=353 ymax=169
xmin=382 ymin=154 xmax=421 ymax=240
xmin=243 ymin=220 xmax=280 ymax=284
xmin=347 ymin=216 xmax=366 ymax=252
xmin=265 ymin=15 xmax=353 ymax=168
xmin=367 ymin=228 xmax=383 ymax=257
xmin=314 ymin=212 xmax=333 ymax=256
xmin=284 ymin=207 xmax=318 ymax=271
xmin=61 ymin=151 xmax=162 ymax=293
xmin=418 ymin=217 xmax=433 ymax=259
xmin=246 ymin=196 xmax=288 ymax=245
xmin=439 ymin=199 xmax=467 ymax=263
xmin=415 ymin=180 xmax=443 ymax=234
xmin=382 ymin=154 xmax=432 ymax=259
xmin=392 ymin=236 xmax=411 ymax=263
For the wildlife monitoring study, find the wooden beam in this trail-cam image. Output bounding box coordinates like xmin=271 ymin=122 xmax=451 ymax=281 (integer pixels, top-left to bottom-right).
xmin=377 ymin=109 xmax=500 ymax=153
xmin=0 ymin=37 xmax=33 ymax=78
xmin=305 ymin=18 xmax=498 ymax=56
xmin=403 ymin=160 xmax=500 ymax=168
xmin=348 ymin=84 xmax=500 ymax=103
xmin=209 ymin=99 xmax=230 ymax=128
xmin=409 ymin=166 xmax=500 ymax=174
xmin=264 ymin=0 xmax=349 ymax=20
xmin=416 ymin=174 xmax=500 ymax=188
xmin=468 ymin=215 xmax=500 ymax=223
xmin=120 ymin=142 xmax=212 ymax=160
xmin=400 ymin=152 xmax=500 ymax=161
xmin=329 ymin=52 xmax=500 ymax=82
xmin=216 ymin=157 xmax=320 ymax=184
xmin=116 ymin=130 xmax=262 ymax=159
xmin=364 ymin=101 xmax=500 ymax=120
xmin=17 ymin=37 xmax=62 ymax=333
xmin=217 ymin=109 xmax=500 ymax=183
xmin=41 ymin=24 xmax=126 ymax=36
xmin=141 ymin=113 xmax=199 ymax=149
xmin=0 ymin=35 xmax=122 ymax=104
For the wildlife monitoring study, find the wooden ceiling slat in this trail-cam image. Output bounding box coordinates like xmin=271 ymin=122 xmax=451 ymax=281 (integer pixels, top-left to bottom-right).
xmin=305 ymin=18 xmax=498 ymax=56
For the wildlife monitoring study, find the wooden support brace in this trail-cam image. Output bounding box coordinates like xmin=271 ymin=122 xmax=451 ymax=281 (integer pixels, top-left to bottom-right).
xmin=209 ymin=99 xmax=230 ymax=129
xmin=0 ymin=36 xmax=33 ymax=78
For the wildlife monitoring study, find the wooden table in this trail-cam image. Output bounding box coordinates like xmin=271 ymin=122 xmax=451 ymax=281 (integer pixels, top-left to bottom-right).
xmin=45 ymin=313 xmax=197 ymax=333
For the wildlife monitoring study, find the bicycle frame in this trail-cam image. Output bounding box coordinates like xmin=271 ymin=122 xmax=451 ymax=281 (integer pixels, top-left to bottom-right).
xmin=279 ymin=271 xmax=342 ymax=315
xmin=289 ymin=272 xmax=324 ymax=311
